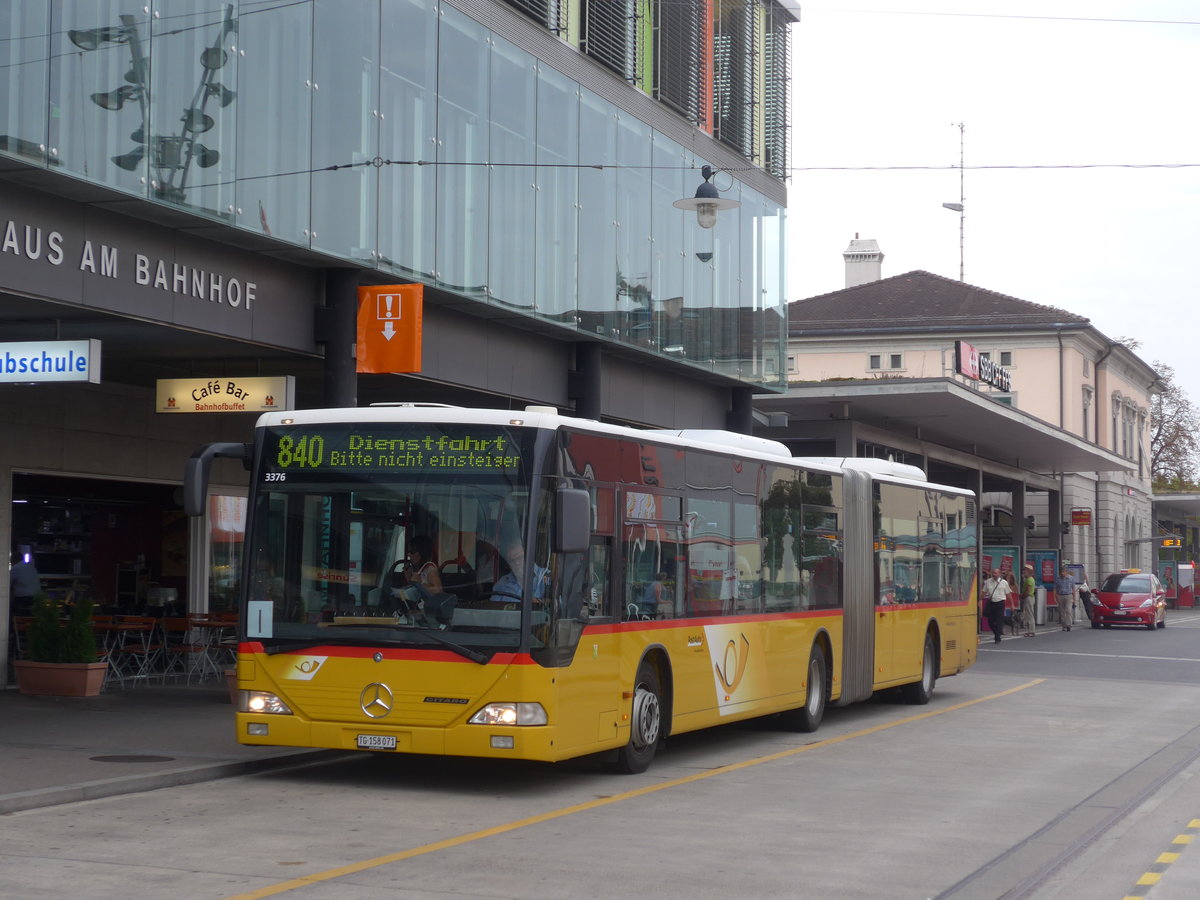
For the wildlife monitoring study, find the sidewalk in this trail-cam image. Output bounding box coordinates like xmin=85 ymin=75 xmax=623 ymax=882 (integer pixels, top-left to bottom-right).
xmin=0 ymin=608 xmax=1151 ymax=816
xmin=0 ymin=682 xmax=340 ymax=815
xmin=981 ymin=607 xmax=1082 ymax=642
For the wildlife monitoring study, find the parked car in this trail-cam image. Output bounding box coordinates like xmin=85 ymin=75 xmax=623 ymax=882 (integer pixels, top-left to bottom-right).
xmin=1088 ymin=570 xmax=1167 ymax=630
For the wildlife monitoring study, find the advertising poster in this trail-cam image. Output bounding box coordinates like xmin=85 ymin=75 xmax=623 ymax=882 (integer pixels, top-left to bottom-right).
xmin=1158 ymin=561 xmax=1178 ymax=601
xmin=1026 ymin=549 xmax=1059 ymax=589
xmin=982 ymin=546 xmax=1020 ymax=579
xmin=1177 ymin=564 xmax=1195 ymax=608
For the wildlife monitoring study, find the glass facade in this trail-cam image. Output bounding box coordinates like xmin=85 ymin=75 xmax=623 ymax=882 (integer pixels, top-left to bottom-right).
xmin=0 ymin=0 xmax=787 ymax=390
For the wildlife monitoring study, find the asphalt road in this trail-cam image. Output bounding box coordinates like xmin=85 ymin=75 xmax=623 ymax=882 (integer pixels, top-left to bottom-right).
xmin=4 ymin=611 xmax=1200 ymax=900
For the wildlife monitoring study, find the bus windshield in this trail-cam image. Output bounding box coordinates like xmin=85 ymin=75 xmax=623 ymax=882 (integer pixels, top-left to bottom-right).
xmin=244 ymin=423 xmax=542 ymax=658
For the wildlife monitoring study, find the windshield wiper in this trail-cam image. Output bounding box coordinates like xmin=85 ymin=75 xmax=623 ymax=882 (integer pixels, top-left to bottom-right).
xmin=262 ymin=636 xmax=380 ymax=655
xmin=408 ymin=626 xmax=491 ymax=664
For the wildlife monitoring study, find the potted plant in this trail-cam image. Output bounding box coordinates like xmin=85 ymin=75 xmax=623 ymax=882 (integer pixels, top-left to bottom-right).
xmin=14 ymin=592 xmax=108 ymax=697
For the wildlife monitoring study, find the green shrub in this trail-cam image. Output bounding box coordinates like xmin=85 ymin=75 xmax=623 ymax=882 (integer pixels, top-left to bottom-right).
xmin=24 ymin=593 xmax=99 ymax=664
xmin=63 ymin=594 xmax=99 ymax=663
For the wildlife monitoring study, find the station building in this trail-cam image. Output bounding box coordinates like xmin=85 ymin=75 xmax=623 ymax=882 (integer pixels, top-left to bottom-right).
xmin=755 ymin=247 xmax=1161 ymax=603
xmin=1 ymin=0 xmax=799 ymax=683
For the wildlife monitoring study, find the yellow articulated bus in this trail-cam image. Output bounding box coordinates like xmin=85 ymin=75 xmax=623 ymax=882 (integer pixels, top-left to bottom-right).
xmin=185 ymin=404 xmax=978 ymax=773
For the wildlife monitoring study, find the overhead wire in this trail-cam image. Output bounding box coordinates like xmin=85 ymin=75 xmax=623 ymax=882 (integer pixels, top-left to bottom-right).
xmin=801 ymin=7 xmax=1200 ymax=28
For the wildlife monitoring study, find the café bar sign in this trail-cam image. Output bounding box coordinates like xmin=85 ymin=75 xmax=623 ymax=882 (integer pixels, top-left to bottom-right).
xmin=954 ymin=340 xmax=1012 ymax=392
xmin=0 ymin=340 xmax=100 ymax=384
xmin=156 ymin=375 xmax=295 ymax=413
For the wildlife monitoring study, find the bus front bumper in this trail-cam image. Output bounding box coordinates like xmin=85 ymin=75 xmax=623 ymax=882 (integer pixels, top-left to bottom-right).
xmin=236 ymin=712 xmax=567 ymax=762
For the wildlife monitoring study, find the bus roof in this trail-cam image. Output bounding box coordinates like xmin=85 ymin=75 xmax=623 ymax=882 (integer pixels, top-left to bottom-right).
xmin=254 ymin=405 xmax=967 ymax=493
xmin=258 ymin=404 xmax=816 ymax=466
xmin=801 ymin=457 xmax=928 ymax=482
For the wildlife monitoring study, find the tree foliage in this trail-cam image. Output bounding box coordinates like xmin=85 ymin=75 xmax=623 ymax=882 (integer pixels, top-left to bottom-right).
xmin=1151 ymin=362 xmax=1200 ymax=489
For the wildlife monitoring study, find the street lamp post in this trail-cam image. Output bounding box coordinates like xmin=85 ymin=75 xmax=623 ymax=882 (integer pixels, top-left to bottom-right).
xmin=942 ymin=122 xmax=965 ymax=281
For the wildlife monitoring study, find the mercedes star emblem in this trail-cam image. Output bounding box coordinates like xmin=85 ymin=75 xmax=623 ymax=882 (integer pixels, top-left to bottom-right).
xmin=359 ymin=682 xmax=394 ymax=718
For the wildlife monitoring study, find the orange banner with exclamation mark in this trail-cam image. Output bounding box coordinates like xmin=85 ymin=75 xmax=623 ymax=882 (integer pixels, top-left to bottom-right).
xmin=355 ymin=284 xmax=423 ymax=374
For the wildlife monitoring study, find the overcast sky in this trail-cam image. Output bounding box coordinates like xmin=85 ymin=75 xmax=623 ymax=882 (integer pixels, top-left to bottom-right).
xmin=787 ymin=1 xmax=1200 ymax=397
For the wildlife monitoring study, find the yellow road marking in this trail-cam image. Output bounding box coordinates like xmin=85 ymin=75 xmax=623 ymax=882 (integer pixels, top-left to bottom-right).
xmin=223 ymin=679 xmax=1045 ymax=900
xmin=1124 ymin=816 xmax=1200 ymax=899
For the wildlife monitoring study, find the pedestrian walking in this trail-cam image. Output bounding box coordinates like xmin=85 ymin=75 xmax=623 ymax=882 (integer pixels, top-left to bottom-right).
xmin=1054 ymin=565 xmax=1077 ymax=630
xmin=1020 ymin=563 xmax=1038 ymax=637
xmin=982 ymin=568 xmax=1009 ymax=643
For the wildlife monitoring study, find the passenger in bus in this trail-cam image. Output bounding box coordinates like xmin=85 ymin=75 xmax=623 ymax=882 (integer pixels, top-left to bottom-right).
xmin=397 ymin=535 xmax=453 ymax=624
xmin=404 ymin=535 xmax=443 ymax=596
xmin=645 ymin=571 xmax=670 ymax=618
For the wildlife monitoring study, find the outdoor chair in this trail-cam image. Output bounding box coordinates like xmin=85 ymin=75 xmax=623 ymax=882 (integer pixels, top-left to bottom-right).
xmin=160 ymin=617 xmax=215 ymax=684
xmin=112 ymin=616 xmax=163 ymax=683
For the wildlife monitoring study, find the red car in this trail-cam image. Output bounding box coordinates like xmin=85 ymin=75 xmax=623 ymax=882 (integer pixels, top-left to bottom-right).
xmin=1088 ymin=571 xmax=1167 ymax=630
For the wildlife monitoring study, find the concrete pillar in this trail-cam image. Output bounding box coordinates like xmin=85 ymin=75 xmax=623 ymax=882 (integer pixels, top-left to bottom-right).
xmin=571 ymin=343 xmax=602 ymax=420
xmin=1049 ymin=488 xmax=1063 ymax=556
xmin=1013 ymin=483 xmax=1027 ymax=564
xmin=322 ymin=268 xmax=360 ymax=409
xmin=726 ymin=387 xmax=753 ymax=435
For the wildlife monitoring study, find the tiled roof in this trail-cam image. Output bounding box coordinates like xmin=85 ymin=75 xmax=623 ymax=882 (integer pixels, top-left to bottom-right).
xmin=788 ymin=270 xmax=1091 ymax=335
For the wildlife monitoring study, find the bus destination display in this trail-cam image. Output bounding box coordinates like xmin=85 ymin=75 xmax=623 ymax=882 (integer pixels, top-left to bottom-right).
xmin=262 ymin=426 xmax=525 ymax=479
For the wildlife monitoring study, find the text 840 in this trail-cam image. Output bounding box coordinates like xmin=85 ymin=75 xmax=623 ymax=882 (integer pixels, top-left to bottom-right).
xmin=276 ymin=434 xmax=325 ymax=468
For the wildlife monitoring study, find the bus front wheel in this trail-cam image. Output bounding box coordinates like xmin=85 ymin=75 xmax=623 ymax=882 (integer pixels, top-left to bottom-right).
xmin=780 ymin=644 xmax=827 ymax=732
xmin=614 ymin=662 xmax=662 ymax=774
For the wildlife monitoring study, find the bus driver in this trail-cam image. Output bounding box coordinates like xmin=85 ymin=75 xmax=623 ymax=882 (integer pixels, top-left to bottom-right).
xmin=492 ymin=537 xmax=547 ymax=604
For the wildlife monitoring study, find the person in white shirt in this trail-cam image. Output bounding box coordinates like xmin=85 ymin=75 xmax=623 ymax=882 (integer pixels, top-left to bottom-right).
xmin=9 ymin=550 xmax=41 ymax=616
xmin=982 ymin=568 xmax=1010 ymax=644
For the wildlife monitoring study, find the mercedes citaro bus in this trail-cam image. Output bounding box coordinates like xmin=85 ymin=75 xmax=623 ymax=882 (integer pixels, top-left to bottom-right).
xmin=185 ymin=404 xmax=977 ymax=773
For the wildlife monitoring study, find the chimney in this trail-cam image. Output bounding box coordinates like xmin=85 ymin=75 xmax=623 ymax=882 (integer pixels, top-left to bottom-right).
xmin=843 ymin=234 xmax=884 ymax=287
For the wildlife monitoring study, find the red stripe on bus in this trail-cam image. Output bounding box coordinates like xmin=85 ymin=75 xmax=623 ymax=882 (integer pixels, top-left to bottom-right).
xmin=874 ymin=600 xmax=971 ymax=611
xmin=582 ymin=608 xmax=845 ymax=635
xmin=239 ymin=643 xmax=534 ymax=665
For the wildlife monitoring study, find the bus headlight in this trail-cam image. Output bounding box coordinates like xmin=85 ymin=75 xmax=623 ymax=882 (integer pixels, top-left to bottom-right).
xmin=241 ymin=691 xmax=293 ymax=715
xmin=468 ymin=703 xmax=547 ymax=726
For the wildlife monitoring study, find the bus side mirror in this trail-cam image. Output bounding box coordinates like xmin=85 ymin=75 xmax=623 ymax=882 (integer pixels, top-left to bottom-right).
xmin=183 ymin=442 xmax=252 ymax=516
xmin=555 ymin=488 xmax=591 ymax=554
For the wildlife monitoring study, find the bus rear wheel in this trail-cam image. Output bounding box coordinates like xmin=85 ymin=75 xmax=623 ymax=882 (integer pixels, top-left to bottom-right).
xmin=901 ymin=632 xmax=937 ymax=705
xmin=614 ymin=662 xmax=662 ymax=774
xmin=780 ymin=644 xmax=827 ymax=732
